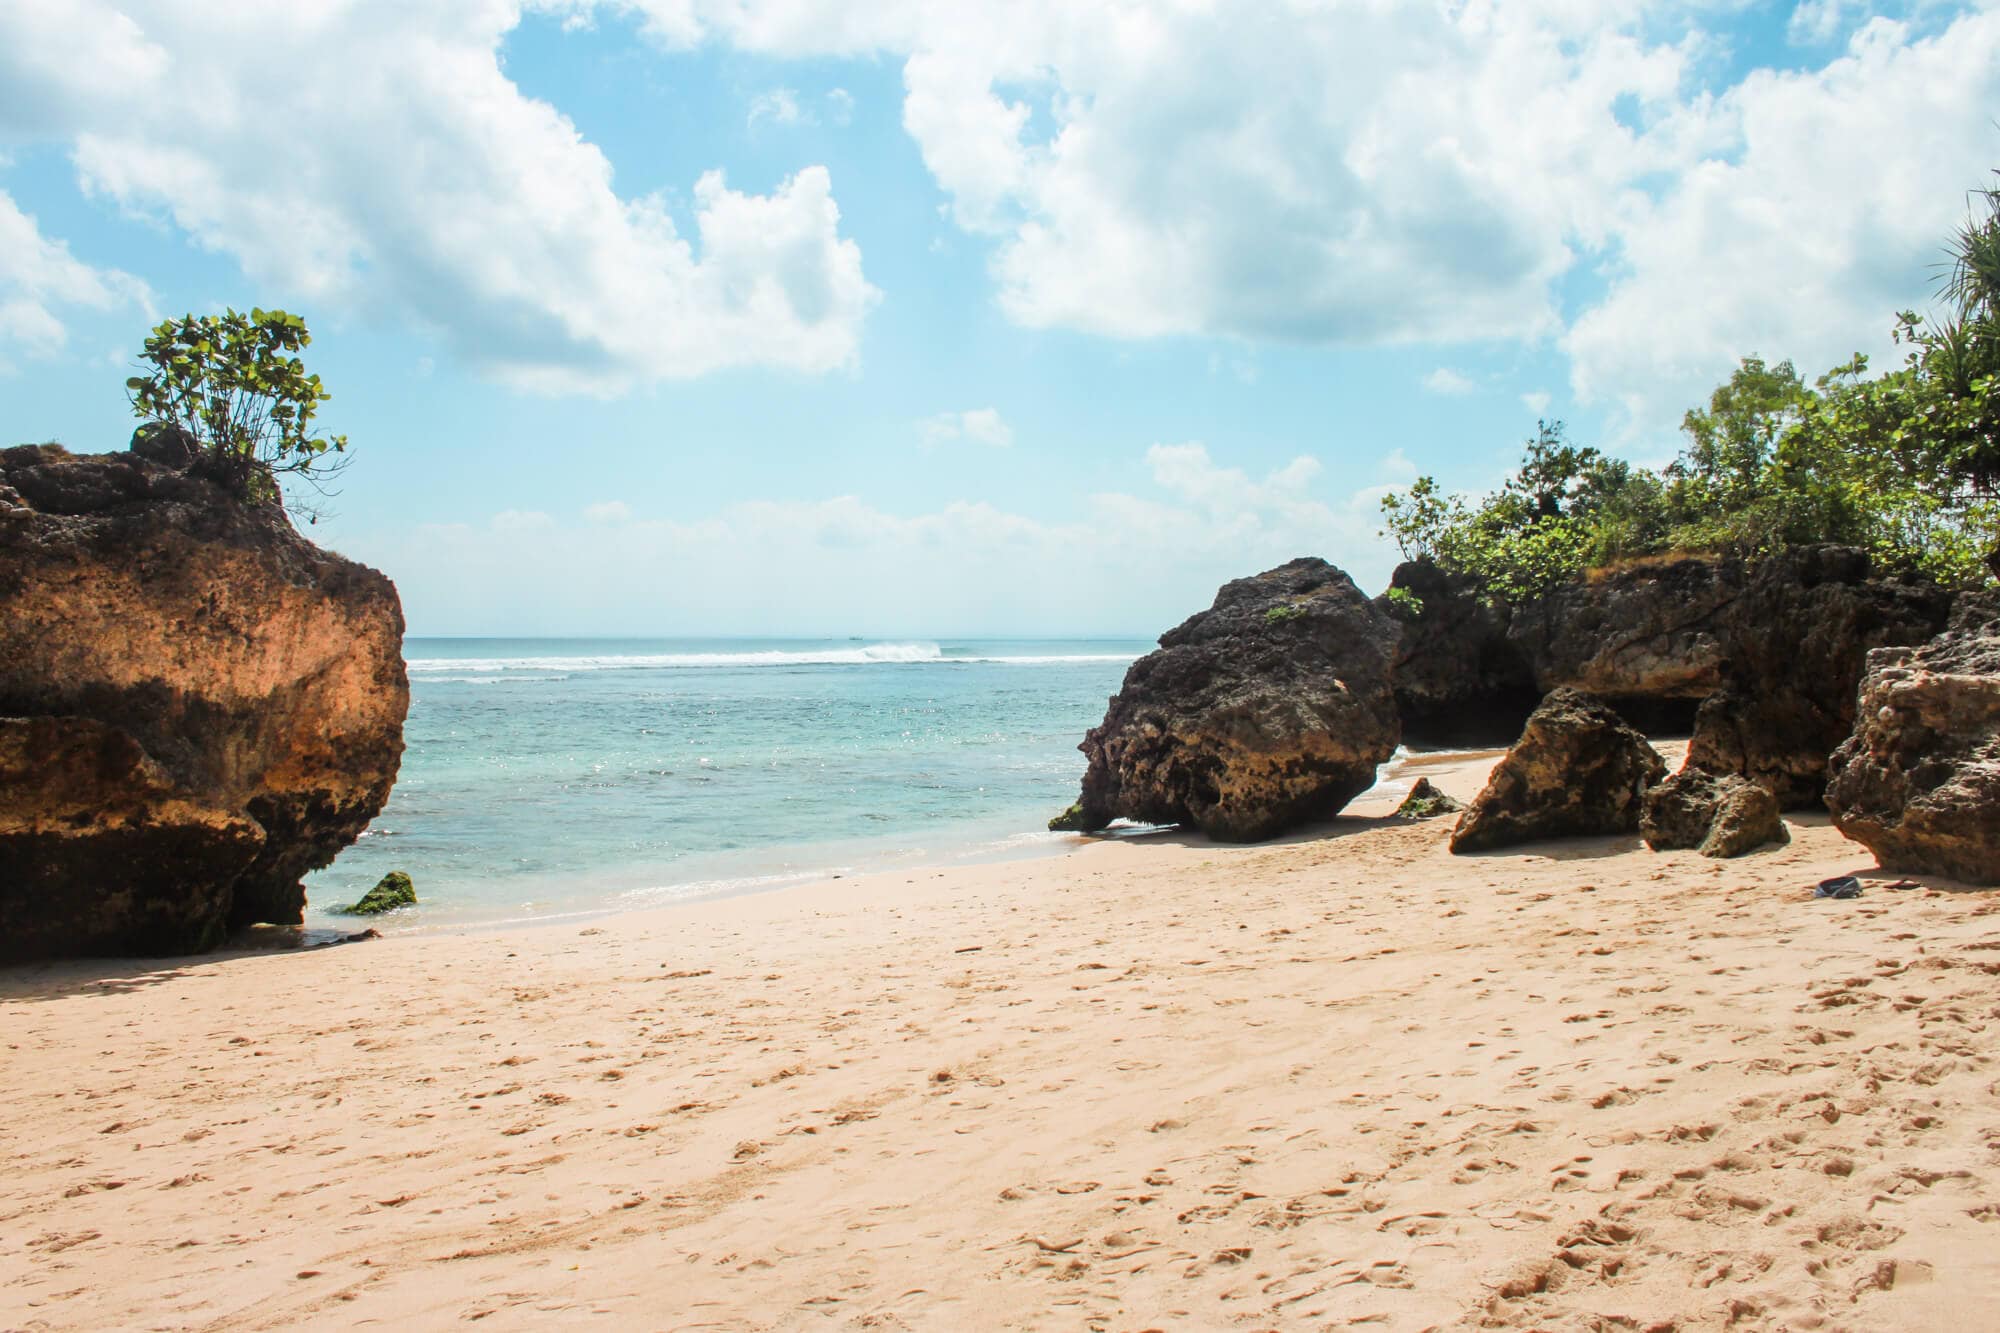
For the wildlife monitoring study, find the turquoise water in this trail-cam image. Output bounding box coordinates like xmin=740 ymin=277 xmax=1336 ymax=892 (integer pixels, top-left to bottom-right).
xmin=302 ymin=638 xmax=1147 ymax=932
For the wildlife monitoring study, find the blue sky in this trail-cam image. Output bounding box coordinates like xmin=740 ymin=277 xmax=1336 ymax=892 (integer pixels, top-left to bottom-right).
xmin=3 ymin=1 xmax=1996 ymax=635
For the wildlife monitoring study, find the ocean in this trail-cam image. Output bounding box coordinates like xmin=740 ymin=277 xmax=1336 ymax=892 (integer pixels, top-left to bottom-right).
xmin=301 ymin=637 xmax=1149 ymax=932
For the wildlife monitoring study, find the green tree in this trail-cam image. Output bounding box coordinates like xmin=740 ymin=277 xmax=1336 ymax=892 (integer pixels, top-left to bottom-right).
xmin=1374 ymin=170 xmax=2000 ymax=595
xmin=1378 ymin=475 xmax=1467 ymax=562
xmin=127 ymin=308 xmax=348 ymax=509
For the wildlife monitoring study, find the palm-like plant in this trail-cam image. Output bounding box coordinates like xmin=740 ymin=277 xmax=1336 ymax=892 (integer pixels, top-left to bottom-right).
xmin=1943 ymin=173 xmax=2000 ymax=322
xmin=1934 ymin=174 xmax=2000 ymax=499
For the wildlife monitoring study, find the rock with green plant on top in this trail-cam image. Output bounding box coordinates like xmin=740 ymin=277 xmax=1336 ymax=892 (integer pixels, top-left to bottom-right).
xmin=1395 ymin=777 xmax=1463 ymax=820
xmin=345 ymin=871 xmax=416 ymax=915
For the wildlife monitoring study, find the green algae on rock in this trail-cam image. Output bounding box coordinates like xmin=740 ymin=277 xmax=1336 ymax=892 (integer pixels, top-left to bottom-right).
xmin=1047 ymin=802 xmax=1097 ymax=833
xmin=344 ymin=871 xmax=416 ymax=915
xmin=1394 ymin=778 xmax=1463 ymax=820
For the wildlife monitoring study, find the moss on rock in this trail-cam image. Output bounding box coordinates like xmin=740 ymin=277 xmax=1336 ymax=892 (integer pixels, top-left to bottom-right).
xmin=344 ymin=870 xmax=416 ymax=915
xmin=1394 ymin=777 xmax=1463 ymax=820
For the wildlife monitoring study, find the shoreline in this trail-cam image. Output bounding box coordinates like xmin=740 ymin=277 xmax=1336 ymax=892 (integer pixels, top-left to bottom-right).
xmin=292 ymin=743 xmax=1520 ymax=948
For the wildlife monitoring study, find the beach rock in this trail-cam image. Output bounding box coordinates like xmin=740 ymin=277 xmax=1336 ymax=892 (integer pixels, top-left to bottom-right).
xmin=1450 ymin=688 xmax=1666 ymax=853
xmin=1059 ymin=557 xmax=1400 ymax=842
xmin=1047 ymin=802 xmax=1093 ymax=833
xmin=1377 ymin=558 xmax=1538 ymax=745
xmin=1826 ymin=593 xmax=2000 ymax=884
xmin=1395 ymin=778 xmax=1463 ymax=820
xmin=0 ymin=443 xmax=408 ymax=960
xmin=345 ymin=871 xmax=416 ymax=915
xmin=1510 ymin=547 xmax=1950 ymax=807
xmin=1640 ymin=768 xmax=1787 ymax=858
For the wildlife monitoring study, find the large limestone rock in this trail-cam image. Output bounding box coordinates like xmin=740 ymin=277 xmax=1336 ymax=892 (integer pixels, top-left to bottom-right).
xmin=0 ymin=443 xmax=408 ymax=959
xmin=1059 ymin=558 xmax=1400 ymax=842
xmin=1450 ymin=688 xmax=1666 ymax=853
xmin=1641 ymin=767 xmax=1787 ymax=858
xmin=1508 ymin=547 xmax=1949 ymax=807
xmin=1826 ymin=593 xmax=2000 ymax=884
xmin=1376 ymin=558 xmax=1538 ymax=745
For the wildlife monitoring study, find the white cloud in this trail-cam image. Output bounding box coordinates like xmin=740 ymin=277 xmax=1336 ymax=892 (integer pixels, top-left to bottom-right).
xmin=1423 ymin=368 xmax=1477 ymax=396
xmin=584 ymin=499 xmax=632 ymax=523
xmin=1564 ymin=10 xmax=2000 ymax=431
xmin=1522 ymin=390 xmax=1553 ymax=416
xmin=633 ymin=0 xmax=2000 ymax=436
xmin=918 ymin=406 xmax=1013 ymax=448
xmin=334 ymin=440 xmax=1391 ymax=635
xmin=748 ymin=87 xmax=809 ymax=128
xmin=0 ymin=2 xmax=877 ymax=392
xmin=1788 ymin=0 xmax=1867 ymax=44
xmin=1377 ymin=449 xmax=1419 ymax=483
xmin=826 ymin=87 xmax=855 ymax=126
xmin=13 ymin=1 xmax=1995 ymax=433
xmin=643 ymin=1 xmax=1696 ymax=347
xmin=0 ymin=188 xmax=150 ymax=367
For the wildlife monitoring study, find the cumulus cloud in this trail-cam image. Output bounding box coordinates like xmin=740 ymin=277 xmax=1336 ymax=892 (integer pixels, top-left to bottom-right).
xmin=635 ymin=0 xmax=2000 ymax=435
xmin=918 ymin=407 xmax=1013 ymax=447
xmin=12 ymin=1 xmax=1995 ymax=432
xmin=636 ymin=1 xmax=1691 ymax=347
xmin=0 ymin=2 xmax=877 ymax=392
xmin=0 ymin=188 xmax=149 ymax=367
xmin=1564 ymin=10 xmax=2000 ymax=429
xmin=1423 ymin=368 xmax=1477 ymax=396
xmin=584 ymin=499 xmax=632 ymax=523
xmin=334 ymin=440 xmax=1390 ymax=635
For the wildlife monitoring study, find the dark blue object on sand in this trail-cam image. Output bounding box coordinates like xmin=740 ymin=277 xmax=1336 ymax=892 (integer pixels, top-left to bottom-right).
xmin=1814 ymin=875 xmax=1862 ymax=900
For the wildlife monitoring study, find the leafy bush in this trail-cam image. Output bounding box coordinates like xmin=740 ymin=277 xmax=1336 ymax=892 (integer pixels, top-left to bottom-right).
xmin=1380 ymin=173 xmax=2000 ymax=596
xmin=127 ymin=308 xmax=348 ymax=509
xmin=1381 ymin=586 xmax=1425 ymax=620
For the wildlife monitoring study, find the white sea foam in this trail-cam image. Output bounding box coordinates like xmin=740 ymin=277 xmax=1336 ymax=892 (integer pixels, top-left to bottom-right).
xmin=406 ymin=642 xmax=1138 ymax=675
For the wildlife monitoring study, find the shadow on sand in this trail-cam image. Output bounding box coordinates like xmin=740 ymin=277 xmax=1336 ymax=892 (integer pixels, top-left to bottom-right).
xmin=0 ymin=924 xmax=378 ymax=1005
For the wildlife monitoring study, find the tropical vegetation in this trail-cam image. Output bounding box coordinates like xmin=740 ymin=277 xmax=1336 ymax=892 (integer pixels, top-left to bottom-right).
xmin=1382 ymin=173 xmax=2000 ymax=599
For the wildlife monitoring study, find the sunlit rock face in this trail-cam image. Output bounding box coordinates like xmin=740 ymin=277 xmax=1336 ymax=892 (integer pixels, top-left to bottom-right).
xmin=1828 ymin=593 xmax=2000 ymax=886
xmin=0 ymin=443 xmax=408 ymax=960
xmin=1060 ymin=558 xmax=1401 ymax=844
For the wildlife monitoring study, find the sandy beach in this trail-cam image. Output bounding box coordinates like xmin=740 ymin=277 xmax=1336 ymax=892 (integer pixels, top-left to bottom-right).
xmin=5 ymin=748 xmax=1999 ymax=1331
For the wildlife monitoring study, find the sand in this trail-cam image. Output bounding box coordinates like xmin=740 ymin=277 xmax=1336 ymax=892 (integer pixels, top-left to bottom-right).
xmin=6 ymin=747 xmax=2000 ymax=1331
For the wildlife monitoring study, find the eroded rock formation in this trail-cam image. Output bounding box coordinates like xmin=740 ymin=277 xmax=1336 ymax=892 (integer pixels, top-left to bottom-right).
xmin=1640 ymin=767 xmax=1787 ymax=859
xmin=0 ymin=443 xmax=408 ymax=959
xmin=1376 ymin=558 xmax=1537 ymax=745
xmin=1826 ymin=593 xmax=2000 ymax=884
xmin=1059 ymin=558 xmax=1400 ymax=842
xmin=1450 ymin=688 xmax=1665 ymax=853
xmin=1500 ymin=547 xmax=1949 ymax=807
